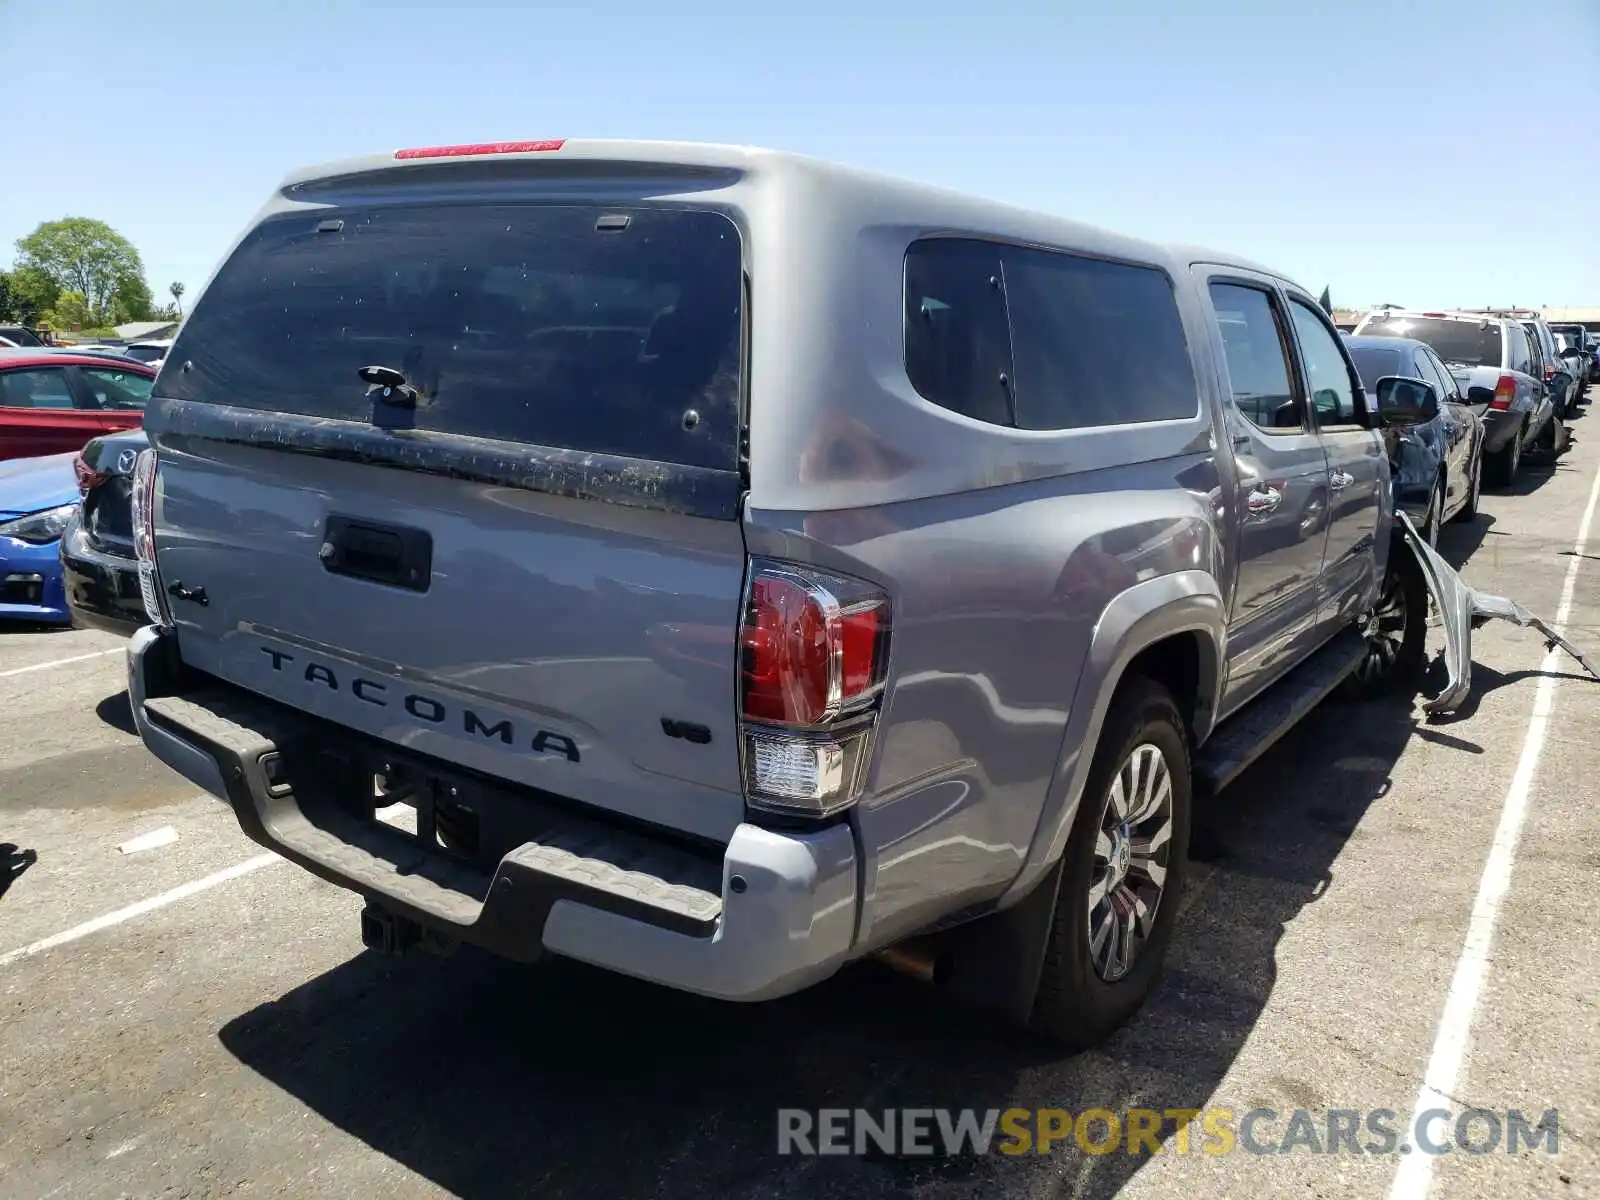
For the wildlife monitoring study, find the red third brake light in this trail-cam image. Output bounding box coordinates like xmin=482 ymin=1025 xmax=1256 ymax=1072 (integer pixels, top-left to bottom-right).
xmin=394 ymin=139 xmax=565 ymax=160
xmin=1491 ymin=375 xmax=1517 ymax=410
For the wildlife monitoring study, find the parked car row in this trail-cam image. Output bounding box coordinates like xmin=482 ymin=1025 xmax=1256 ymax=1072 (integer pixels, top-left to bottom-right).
xmin=1351 ymin=307 xmax=1589 ymax=491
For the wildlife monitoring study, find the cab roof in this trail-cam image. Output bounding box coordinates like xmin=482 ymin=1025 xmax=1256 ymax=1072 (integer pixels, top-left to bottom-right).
xmin=272 ymin=138 xmax=1298 ymax=289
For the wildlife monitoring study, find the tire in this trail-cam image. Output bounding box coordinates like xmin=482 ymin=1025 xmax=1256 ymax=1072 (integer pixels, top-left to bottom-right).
xmin=1537 ymin=412 xmax=1569 ymax=457
xmin=1452 ymin=442 xmax=1482 ymax=522
xmin=1029 ymin=677 xmax=1191 ymax=1050
xmin=1343 ymin=532 xmax=1428 ymax=697
xmin=1489 ymin=423 xmax=1523 ymax=488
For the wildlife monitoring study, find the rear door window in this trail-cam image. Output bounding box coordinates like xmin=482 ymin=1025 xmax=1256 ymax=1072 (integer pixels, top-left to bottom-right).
xmin=1506 ymin=325 xmax=1532 ymax=373
xmin=1207 ymin=283 xmax=1303 ymax=433
xmin=903 ymin=239 xmax=1014 ymax=426
xmin=997 ymin=246 xmax=1197 ymax=430
xmin=0 ymin=367 xmax=77 ymax=409
xmin=1417 ymin=349 xmax=1457 ymax=402
xmin=159 ymin=204 xmax=745 ymax=472
xmin=80 ymin=367 xmax=153 ymax=410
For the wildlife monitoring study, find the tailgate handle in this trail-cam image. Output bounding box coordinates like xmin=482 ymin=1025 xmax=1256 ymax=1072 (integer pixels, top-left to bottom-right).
xmin=320 ymin=516 xmax=432 ymax=592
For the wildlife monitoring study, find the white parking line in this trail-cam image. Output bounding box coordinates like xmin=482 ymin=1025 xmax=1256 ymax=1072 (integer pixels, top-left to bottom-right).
xmin=0 ymin=647 xmax=122 ymax=678
xmin=1389 ymin=454 xmax=1600 ymax=1200
xmin=0 ymin=853 xmax=281 ymax=970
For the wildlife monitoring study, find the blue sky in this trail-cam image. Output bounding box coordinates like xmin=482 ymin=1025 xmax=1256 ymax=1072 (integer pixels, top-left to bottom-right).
xmin=1 ymin=0 xmax=1597 ymax=311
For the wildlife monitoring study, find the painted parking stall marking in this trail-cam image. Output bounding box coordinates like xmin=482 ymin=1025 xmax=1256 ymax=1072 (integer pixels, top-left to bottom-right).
xmin=1389 ymin=448 xmax=1600 ymax=1199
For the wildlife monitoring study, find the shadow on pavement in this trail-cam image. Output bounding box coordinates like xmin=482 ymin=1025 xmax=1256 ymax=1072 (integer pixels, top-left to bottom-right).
xmin=1496 ymin=457 xmax=1580 ymax=500
xmin=0 ymin=844 xmax=38 ymax=901
xmin=1420 ymin=664 xmax=1598 ymax=725
xmin=218 ymin=692 xmax=1424 ymax=1199
xmin=1435 ymin=510 xmax=1493 ymax=571
xmin=94 ymin=690 xmax=138 ymax=736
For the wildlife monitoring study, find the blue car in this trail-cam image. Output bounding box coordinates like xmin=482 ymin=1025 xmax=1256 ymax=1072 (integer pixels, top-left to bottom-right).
xmin=0 ymin=453 xmax=80 ymax=624
xmin=1344 ymin=335 xmax=1487 ymax=546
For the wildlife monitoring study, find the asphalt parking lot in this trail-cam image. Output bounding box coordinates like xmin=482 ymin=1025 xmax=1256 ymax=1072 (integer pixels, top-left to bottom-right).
xmin=3 ymin=422 xmax=1599 ymax=1200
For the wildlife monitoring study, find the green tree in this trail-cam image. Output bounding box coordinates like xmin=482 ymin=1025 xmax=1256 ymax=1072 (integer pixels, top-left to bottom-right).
xmin=45 ymin=290 xmax=93 ymax=330
xmin=169 ymin=280 xmax=185 ymax=315
xmin=15 ymin=218 xmax=145 ymax=322
xmin=111 ymin=273 xmax=154 ymax=324
xmin=5 ymin=265 xmax=61 ymax=324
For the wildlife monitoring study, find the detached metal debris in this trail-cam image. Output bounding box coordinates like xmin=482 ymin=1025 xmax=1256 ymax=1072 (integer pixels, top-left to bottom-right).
xmin=1396 ymin=510 xmax=1600 ymax=719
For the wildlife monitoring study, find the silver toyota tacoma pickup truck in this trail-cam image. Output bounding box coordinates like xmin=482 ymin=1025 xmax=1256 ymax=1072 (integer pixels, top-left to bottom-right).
xmin=125 ymin=139 xmax=1424 ymax=1049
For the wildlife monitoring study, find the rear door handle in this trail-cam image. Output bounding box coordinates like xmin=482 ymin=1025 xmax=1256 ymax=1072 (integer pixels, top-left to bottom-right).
xmin=1247 ymin=485 xmax=1282 ymax=515
xmin=1330 ymin=471 xmax=1354 ymax=491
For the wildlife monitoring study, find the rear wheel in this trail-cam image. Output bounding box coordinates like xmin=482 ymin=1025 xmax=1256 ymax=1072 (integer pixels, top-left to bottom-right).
xmin=1489 ymin=423 xmax=1524 ymax=487
xmin=1536 ymin=412 xmax=1568 ymax=456
xmin=1343 ymin=533 xmax=1428 ymax=697
xmin=1029 ymin=677 xmax=1191 ymax=1050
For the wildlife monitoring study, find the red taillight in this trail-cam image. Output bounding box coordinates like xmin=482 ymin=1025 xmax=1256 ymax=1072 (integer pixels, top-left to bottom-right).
xmin=741 ymin=575 xmax=834 ymax=725
xmin=839 ymin=608 xmax=881 ymax=698
xmin=394 ymin=139 xmax=564 ymax=160
xmin=71 ymin=452 xmax=106 ymax=497
xmin=1490 ymin=375 xmax=1517 ymax=410
xmin=738 ymin=562 xmax=890 ymax=817
xmin=740 ymin=573 xmax=885 ymax=726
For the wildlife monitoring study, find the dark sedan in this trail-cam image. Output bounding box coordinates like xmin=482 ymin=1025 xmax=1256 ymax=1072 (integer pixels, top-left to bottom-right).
xmin=60 ymin=427 xmax=146 ymax=636
xmin=1345 ymin=334 xmax=1485 ymax=545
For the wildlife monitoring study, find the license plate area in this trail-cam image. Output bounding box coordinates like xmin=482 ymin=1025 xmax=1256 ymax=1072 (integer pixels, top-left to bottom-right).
xmin=345 ymin=744 xmax=593 ymax=878
xmin=371 ymin=757 xmax=495 ymax=869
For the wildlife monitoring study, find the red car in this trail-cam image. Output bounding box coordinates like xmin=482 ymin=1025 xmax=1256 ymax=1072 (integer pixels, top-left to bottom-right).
xmin=0 ymin=349 xmax=154 ymax=461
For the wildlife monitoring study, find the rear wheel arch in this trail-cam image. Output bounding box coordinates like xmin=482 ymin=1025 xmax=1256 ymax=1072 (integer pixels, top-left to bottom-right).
xmin=999 ymin=573 xmax=1225 ymax=909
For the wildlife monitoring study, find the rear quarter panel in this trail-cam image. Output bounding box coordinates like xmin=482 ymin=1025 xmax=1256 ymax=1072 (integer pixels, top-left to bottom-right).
xmin=747 ymin=464 xmax=1225 ymax=949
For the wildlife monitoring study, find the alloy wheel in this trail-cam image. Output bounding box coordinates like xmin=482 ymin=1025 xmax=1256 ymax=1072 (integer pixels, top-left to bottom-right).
xmin=1354 ymin=568 xmax=1409 ymax=683
xmin=1087 ymin=743 xmax=1174 ymax=983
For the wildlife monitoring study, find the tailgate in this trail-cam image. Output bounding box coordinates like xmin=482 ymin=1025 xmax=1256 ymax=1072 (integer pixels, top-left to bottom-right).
xmin=146 ymin=196 xmax=751 ymax=843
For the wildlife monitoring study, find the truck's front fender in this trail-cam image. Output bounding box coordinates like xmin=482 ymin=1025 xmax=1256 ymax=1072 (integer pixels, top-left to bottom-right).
xmin=996 ymin=569 xmax=1225 ymax=909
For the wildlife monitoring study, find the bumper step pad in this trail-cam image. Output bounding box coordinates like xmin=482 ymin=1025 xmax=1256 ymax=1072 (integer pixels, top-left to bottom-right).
xmin=143 ymin=688 xmax=723 ymax=943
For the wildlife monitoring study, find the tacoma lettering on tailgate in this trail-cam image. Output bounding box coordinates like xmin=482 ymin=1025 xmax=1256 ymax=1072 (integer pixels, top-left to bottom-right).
xmin=259 ymin=646 xmax=580 ymax=761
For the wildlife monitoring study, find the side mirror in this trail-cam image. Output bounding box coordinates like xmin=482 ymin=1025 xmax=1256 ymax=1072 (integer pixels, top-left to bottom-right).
xmin=1375 ymin=376 xmax=1440 ymax=425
